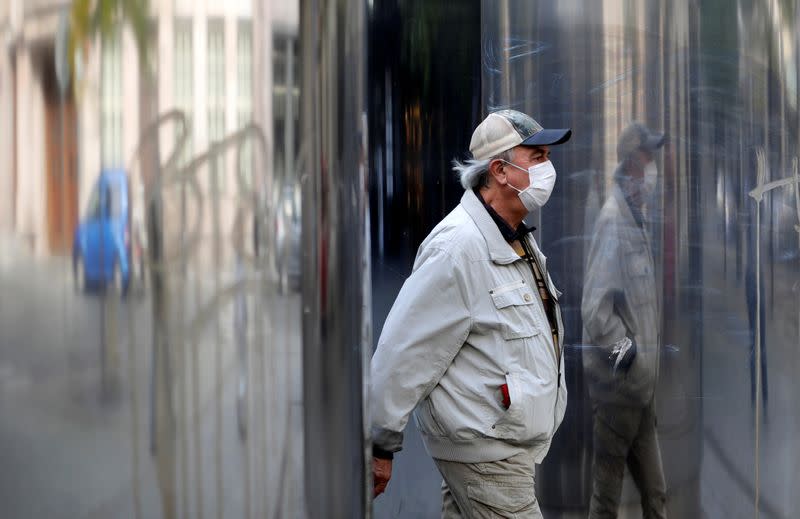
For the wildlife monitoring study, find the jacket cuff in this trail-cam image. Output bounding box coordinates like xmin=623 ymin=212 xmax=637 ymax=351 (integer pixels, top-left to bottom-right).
xmin=373 ymin=446 xmax=395 ymax=460
xmin=371 ymin=426 xmax=403 ymax=454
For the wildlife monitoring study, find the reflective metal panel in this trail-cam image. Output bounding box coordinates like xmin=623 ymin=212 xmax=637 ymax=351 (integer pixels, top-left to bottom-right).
xmin=368 ymin=0 xmax=799 ymax=517
xmin=0 ymin=1 xmax=307 ymax=518
xmin=367 ymin=1 xmax=482 ymax=517
xmin=300 ymin=0 xmax=369 ymax=517
xmin=481 ymin=1 xmax=800 ymax=517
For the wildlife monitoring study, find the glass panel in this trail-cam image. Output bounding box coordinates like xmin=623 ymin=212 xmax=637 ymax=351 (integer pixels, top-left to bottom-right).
xmin=368 ymin=1 xmax=799 ymax=518
xmin=0 ymin=1 xmax=315 ymax=517
xmin=367 ymin=3 xmax=483 ymax=518
xmin=479 ymin=2 xmax=800 ymax=516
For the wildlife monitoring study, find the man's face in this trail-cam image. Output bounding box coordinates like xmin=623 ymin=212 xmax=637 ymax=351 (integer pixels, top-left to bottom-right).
xmin=628 ymin=149 xmax=653 ymax=179
xmin=620 ymin=148 xmax=658 ymax=204
xmin=503 ymin=145 xmax=551 ymax=190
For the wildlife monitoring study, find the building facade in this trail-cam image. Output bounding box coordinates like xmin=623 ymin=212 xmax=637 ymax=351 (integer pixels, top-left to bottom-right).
xmin=0 ymin=0 xmax=299 ymax=265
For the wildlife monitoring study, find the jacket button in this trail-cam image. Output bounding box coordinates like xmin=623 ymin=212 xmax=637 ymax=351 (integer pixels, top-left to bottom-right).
xmin=523 ymin=293 xmax=532 ymax=302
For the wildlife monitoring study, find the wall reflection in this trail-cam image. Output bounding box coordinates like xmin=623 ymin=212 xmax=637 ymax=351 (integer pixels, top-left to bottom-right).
xmin=0 ymin=1 xmax=305 ymax=518
xmin=480 ymin=2 xmax=799 ymax=517
xmin=3 ymin=0 xmax=799 ymax=516
xmin=367 ymin=1 xmax=482 ymax=517
xmin=370 ymin=0 xmax=799 ymax=518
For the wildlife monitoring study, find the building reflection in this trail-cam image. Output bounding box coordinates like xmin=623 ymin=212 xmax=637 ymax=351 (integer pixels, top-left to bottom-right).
xmin=0 ymin=0 xmax=799 ymax=517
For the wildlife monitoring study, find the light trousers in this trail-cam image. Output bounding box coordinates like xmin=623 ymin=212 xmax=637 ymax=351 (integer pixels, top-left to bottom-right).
xmin=434 ymin=451 xmax=543 ymax=519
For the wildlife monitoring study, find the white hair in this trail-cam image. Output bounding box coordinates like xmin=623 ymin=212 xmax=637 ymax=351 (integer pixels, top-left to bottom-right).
xmin=452 ymin=149 xmax=514 ymax=190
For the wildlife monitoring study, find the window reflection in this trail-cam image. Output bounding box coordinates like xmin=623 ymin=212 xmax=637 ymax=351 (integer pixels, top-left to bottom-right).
xmin=0 ymin=0 xmax=304 ymax=517
xmin=581 ymin=122 xmax=667 ymax=518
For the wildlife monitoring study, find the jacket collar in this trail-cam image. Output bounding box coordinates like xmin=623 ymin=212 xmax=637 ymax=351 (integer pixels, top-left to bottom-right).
xmin=460 ymin=189 xmax=521 ymax=264
xmin=473 ymin=189 xmax=537 ymax=242
xmin=461 ymin=189 xmax=561 ymax=300
xmin=611 ymin=184 xmax=654 ymax=255
xmin=613 ymin=164 xmax=645 ymax=227
xmin=611 ymin=183 xmax=641 ymax=228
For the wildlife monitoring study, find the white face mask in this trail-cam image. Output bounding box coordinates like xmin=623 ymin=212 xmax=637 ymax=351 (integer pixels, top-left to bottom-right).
xmin=503 ymin=160 xmax=557 ymax=211
xmin=642 ymin=161 xmax=658 ymax=198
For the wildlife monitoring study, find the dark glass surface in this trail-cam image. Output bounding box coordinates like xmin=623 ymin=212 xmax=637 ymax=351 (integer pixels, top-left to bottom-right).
xmin=369 ymin=1 xmax=800 ymax=517
xmin=367 ymin=1 xmax=482 ymax=517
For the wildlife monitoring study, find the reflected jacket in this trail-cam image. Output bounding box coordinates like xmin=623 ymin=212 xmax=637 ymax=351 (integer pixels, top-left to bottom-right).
xmin=370 ymin=189 xmax=567 ymax=464
xmin=581 ymin=185 xmax=660 ymax=407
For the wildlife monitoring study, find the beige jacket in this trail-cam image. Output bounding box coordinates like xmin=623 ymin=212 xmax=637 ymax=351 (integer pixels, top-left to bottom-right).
xmin=371 ymin=189 xmax=567 ymax=464
xmin=581 ymin=185 xmax=660 ymax=407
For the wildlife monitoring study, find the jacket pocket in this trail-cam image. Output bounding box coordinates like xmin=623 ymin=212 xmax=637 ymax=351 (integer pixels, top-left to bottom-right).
xmin=414 ymin=397 xmax=447 ymax=437
xmin=489 ymin=372 xmax=557 ymax=442
xmin=489 ymin=280 xmax=540 ymax=340
xmin=624 ymin=248 xmax=655 ymax=306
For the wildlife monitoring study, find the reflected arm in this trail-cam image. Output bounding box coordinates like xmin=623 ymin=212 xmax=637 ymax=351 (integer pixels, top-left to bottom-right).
xmin=581 ymin=226 xmax=629 ymax=350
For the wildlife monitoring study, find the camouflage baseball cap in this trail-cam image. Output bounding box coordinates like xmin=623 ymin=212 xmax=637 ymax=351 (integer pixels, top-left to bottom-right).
xmin=469 ymin=109 xmax=571 ymax=160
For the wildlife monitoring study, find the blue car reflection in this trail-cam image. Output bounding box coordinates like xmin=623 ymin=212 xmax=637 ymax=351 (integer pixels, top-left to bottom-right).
xmin=72 ymin=169 xmax=143 ymax=296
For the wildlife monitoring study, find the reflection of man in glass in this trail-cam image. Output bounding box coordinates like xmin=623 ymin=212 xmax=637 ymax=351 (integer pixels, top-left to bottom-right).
xmin=581 ymin=122 xmax=667 ymax=518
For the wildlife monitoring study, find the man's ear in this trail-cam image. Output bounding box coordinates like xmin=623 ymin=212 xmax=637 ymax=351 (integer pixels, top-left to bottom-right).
xmin=488 ymin=159 xmax=507 ymax=186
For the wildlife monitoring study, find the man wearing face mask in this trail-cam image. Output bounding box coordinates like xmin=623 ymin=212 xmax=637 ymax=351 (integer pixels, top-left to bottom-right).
xmin=371 ymin=109 xmax=571 ymax=518
xmin=581 ymin=122 xmax=667 ymax=518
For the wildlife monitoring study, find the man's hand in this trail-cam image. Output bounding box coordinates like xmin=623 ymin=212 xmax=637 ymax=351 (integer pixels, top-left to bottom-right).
xmin=609 ymin=337 xmax=637 ymax=374
xmin=372 ymin=457 xmax=393 ymax=497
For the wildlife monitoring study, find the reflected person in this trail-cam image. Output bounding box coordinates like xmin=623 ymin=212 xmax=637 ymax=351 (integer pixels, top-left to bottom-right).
xmin=371 ymin=110 xmax=571 ymax=518
xmin=581 ymin=122 xmax=667 ymax=519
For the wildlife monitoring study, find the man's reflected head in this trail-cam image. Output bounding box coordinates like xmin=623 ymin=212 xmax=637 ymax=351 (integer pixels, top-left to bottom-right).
xmin=616 ymin=122 xmax=666 ymax=205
